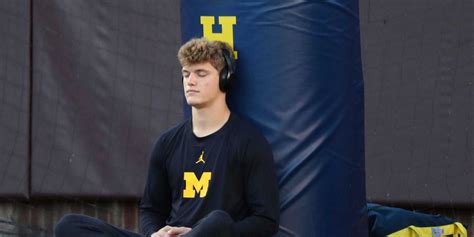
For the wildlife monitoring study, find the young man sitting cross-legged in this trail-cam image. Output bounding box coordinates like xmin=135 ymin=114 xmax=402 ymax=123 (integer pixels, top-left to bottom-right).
xmin=54 ymin=37 xmax=280 ymax=237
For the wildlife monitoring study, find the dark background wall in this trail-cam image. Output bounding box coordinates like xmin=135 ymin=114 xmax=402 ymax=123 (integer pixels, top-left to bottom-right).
xmin=0 ymin=0 xmax=473 ymax=236
xmin=31 ymin=0 xmax=182 ymax=198
xmin=360 ymin=0 xmax=473 ymax=206
xmin=0 ymin=0 xmax=30 ymax=198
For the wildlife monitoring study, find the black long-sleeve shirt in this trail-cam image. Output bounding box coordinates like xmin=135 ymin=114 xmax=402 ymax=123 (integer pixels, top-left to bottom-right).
xmin=139 ymin=113 xmax=279 ymax=237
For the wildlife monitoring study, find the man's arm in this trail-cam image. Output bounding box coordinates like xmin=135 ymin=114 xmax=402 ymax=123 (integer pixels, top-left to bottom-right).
xmin=139 ymin=137 xmax=172 ymax=237
xmin=233 ymin=134 xmax=280 ymax=236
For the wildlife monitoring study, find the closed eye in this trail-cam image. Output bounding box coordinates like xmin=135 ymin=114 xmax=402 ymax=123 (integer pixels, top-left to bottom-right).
xmin=197 ymin=71 xmax=208 ymax=77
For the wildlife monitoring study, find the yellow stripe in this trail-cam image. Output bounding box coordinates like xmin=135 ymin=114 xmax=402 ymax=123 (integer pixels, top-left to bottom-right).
xmin=388 ymin=222 xmax=467 ymax=237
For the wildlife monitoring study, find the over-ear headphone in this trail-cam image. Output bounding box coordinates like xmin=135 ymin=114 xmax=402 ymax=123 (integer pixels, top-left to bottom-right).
xmin=219 ymin=47 xmax=236 ymax=92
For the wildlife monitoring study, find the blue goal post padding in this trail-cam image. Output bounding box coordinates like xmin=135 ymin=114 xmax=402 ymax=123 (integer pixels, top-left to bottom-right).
xmin=181 ymin=1 xmax=367 ymax=236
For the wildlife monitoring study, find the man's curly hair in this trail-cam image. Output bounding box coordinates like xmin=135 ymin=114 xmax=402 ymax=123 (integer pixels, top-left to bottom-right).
xmin=178 ymin=37 xmax=234 ymax=72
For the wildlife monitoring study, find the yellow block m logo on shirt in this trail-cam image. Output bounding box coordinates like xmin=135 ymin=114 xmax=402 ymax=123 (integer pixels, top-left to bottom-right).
xmin=200 ymin=16 xmax=238 ymax=58
xmin=183 ymin=172 xmax=212 ymax=198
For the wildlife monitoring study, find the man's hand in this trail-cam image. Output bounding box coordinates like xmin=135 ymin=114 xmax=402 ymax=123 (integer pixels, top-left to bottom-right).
xmin=151 ymin=225 xmax=192 ymax=237
xmin=167 ymin=226 xmax=192 ymax=236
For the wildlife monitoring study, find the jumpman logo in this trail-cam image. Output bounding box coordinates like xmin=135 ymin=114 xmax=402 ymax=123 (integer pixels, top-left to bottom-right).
xmin=195 ymin=151 xmax=205 ymax=164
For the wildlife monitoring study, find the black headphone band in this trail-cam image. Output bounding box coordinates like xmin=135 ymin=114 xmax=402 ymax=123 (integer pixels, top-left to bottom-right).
xmin=219 ymin=47 xmax=235 ymax=92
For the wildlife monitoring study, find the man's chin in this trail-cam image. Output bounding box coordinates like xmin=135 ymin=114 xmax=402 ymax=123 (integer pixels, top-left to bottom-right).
xmin=186 ymin=100 xmax=203 ymax=108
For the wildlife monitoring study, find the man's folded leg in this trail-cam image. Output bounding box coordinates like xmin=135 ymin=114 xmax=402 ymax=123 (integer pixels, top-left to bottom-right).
xmin=54 ymin=214 xmax=143 ymax=237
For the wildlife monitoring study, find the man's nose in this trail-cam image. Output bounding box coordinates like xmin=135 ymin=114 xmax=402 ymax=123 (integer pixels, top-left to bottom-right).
xmin=186 ymin=74 xmax=197 ymax=85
